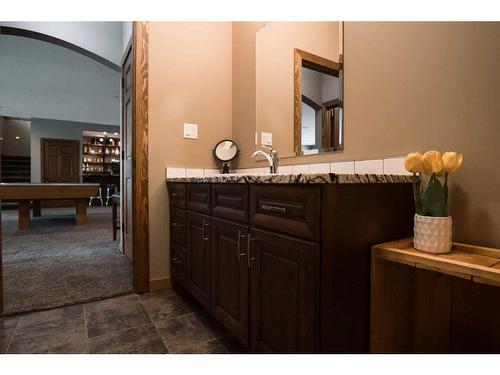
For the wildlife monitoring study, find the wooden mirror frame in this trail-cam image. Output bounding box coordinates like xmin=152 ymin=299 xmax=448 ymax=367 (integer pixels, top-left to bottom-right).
xmin=293 ymin=48 xmax=343 ymax=156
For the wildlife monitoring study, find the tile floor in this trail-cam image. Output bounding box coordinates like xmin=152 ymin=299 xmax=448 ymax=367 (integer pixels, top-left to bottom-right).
xmin=0 ymin=289 xmax=245 ymax=354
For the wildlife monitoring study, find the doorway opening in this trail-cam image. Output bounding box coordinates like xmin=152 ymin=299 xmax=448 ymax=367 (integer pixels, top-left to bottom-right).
xmin=0 ymin=22 xmax=149 ymax=316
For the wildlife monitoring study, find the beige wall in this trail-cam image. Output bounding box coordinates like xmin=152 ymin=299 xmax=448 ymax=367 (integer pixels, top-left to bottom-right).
xmin=148 ymin=22 xmax=233 ymax=280
xmin=241 ymin=22 xmax=500 ymax=247
xmin=255 ymin=22 xmax=340 ymax=158
xmin=148 ymin=21 xmax=500 ymax=282
xmin=342 ymin=22 xmax=500 ymax=247
xmin=232 ymin=22 xmax=265 ymax=167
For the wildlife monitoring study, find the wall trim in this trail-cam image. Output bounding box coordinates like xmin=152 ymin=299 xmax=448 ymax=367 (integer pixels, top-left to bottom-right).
xmin=132 ymin=22 xmax=150 ymax=293
xmin=149 ymin=277 xmax=172 ymax=292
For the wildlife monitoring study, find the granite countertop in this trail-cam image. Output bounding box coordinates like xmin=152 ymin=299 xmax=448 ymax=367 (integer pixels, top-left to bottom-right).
xmin=165 ymin=173 xmax=414 ymax=184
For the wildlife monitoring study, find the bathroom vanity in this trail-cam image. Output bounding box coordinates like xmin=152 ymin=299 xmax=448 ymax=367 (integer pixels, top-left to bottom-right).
xmin=166 ymin=173 xmax=414 ymax=353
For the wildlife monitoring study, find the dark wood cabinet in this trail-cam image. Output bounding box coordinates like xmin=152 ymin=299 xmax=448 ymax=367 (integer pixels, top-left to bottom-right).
xmin=167 ymin=180 xmax=413 ymax=353
xmin=249 ymin=229 xmax=318 ymax=353
xmin=170 ymin=206 xmax=186 ymax=246
xmin=187 ymin=183 xmax=211 ymax=214
xmin=171 ymin=241 xmax=187 ymax=287
xmin=211 ymin=218 xmax=249 ymax=345
xmin=186 ymin=211 xmax=211 ymax=310
xmin=250 ymin=184 xmax=321 ymax=241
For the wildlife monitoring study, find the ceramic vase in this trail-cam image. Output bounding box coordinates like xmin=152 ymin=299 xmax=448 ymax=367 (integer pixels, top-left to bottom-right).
xmin=413 ymin=214 xmax=452 ymax=254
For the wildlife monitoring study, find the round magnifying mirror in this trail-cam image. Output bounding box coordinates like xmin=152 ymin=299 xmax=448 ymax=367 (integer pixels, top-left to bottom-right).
xmin=213 ymin=139 xmax=239 ymax=174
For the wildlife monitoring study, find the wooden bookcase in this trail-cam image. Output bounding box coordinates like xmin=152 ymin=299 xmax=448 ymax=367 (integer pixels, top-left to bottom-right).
xmin=82 ymin=136 xmax=120 ymax=176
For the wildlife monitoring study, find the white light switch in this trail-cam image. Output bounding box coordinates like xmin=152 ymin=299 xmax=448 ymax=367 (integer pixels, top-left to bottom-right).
xmin=261 ymin=132 xmax=272 ymax=146
xmin=183 ymin=123 xmax=198 ymax=139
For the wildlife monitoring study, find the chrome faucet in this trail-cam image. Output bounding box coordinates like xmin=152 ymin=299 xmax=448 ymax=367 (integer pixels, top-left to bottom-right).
xmin=251 ymin=145 xmax=279 ymax=174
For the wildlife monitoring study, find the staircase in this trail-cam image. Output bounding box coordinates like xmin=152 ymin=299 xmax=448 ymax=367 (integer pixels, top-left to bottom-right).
xmin=1 ymin=155 xmax=31 ymax=183
xmin=1 ymin=155 xmax=31 ymax=209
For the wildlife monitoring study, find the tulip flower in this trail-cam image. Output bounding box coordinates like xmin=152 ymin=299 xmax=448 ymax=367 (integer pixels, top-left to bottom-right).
xmin=442 ymin=152 xmax=464 ymax=174
xmin=404 ymin=152 xmax=425 ymax=174
xmin=405 ymin=150 xmax=462 ymax=217
xmin=422 ymin=150 xmax=443 ymax=175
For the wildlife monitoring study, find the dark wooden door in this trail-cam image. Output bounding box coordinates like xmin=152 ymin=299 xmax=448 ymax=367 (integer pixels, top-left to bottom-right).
xmin=122 ymin=44 xmax=134 ymax=264
xmin=211 ymin=218 xmax=249 ymax=345
xmin=187 ymin=211 xmax=211 ymax=310
xmin=41 ymin=138 xmax=79 ymax=183
xmin=249 ymin=228 xmax=318 ymax=353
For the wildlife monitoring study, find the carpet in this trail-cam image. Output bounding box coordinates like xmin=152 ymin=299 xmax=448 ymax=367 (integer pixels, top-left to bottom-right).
xmin=1 ymin=206 xmax=133 ymax=316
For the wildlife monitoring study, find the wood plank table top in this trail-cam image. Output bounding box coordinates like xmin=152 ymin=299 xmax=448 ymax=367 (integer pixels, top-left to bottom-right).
xmin=373 ymin=238 xmax=500 ymax=287
xmin=0 ymin=183 xmax=99 ymax=200
xmin=0 ymin=183 xmax=99 ymax=229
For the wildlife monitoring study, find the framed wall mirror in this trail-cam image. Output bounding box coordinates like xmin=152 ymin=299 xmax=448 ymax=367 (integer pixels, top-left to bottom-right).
xmin=255 ymin=22 xmax=343 ymax=158
xmin=294 ymin=49 xmax=343 ymax=155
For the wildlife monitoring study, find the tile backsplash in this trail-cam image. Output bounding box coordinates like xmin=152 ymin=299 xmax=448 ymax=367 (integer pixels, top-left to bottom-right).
xmin=166 ymin=156 xmax=411 ymax=178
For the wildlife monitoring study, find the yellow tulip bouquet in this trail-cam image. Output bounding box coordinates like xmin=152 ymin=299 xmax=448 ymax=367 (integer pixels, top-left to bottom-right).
xmin=404 ymin=151 xmax=463 ymax=217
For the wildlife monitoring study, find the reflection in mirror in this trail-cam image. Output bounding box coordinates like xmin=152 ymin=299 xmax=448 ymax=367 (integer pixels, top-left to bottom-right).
xmin=296 ymin=50 xmax=342 ymax=155
xmin=255 ymin=22 xmax=343 ymax=158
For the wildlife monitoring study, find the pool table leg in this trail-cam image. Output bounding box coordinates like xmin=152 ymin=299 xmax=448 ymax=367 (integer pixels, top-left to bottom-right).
xmin=18 ymin=200 xmax=31 ymax=230
xmin=76 ymin=199 xmax=87 ymax=225
xmin=33 ymin=200 xmax=41 ymax=217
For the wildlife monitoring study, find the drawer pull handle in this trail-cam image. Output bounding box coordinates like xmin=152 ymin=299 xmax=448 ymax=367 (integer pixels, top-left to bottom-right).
xmin=171 ymin=193 xmax=178 ymax=197
xmin=172 ymin=222 xmax=183 ymax=228
xmin=261 ymin=204 xmax=286 ymax=213
xmin=202 ymin=220 xmax=210 ymax=242
xmin=172 ymin=257 xmax=182 ymax=264
xmin=237 ymin=230 xmax=246 ymax=262
xmin=247 ymin=234 xmax=256 ymax=268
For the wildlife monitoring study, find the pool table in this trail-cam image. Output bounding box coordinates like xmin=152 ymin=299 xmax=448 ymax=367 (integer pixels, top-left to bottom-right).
xmin=0 ymin=183 xmax=99 ymax=229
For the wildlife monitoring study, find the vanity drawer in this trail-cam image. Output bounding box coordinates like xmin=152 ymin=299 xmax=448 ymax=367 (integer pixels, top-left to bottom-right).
xmin=171 ymin=242 xmax=187 ymax=287
xmin=168 ymin=183 xmax=186 ymax=209
xmin=211 ymin=184 xmax=249 ymax=224
xmin=250 ymin=185 xmax=321 ymax=241
xmin=170 ymin=206 xmax=186 ymax=246
xmin=187 ymin=184 xmax=211 ymax=214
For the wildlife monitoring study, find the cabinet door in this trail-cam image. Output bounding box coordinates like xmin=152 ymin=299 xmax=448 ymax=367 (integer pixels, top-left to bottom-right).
xmin=186 ymin=211 xmax=211 ymax=310
xmin=211 ymin=218 xmax=249 ymax=346
xmin=170 ymin=241 xmax=187 ymax=288
xmin=249 ymin=229 xmax=318 ymax=353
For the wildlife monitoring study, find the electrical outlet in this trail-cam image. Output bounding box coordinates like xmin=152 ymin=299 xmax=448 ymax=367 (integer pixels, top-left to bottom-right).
xmin=183 ymin=123 xmax=198 ymax=139
xmin=261 ymin=132 xmax=272 ymax=146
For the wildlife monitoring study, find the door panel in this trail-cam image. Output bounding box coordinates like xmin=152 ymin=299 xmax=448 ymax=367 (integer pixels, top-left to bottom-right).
xmin=187 ymin=211 xmax=211 ymax=310
xmin=171 ymin=242 xmax=187 ymax=287
xmin=249 ymin=228 xmax=318 ymax=353
xmin=211 ymin=218 xmax=249 ymax=345
xmin=41 ymin=138 xmax=79 ymax=183
xmin=122 ymin=45 xmax=134 ymax=264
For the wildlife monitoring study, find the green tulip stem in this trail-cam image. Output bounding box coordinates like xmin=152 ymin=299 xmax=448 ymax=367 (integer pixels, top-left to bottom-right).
xmin=444 ymin=173 xmax=449 ymax=216
xmin=412 ymin=173 xmax=422 ymax=214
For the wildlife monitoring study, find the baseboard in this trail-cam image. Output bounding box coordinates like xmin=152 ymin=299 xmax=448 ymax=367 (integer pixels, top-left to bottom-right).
xmin=149 ymin=277 xmax=172 ymax=292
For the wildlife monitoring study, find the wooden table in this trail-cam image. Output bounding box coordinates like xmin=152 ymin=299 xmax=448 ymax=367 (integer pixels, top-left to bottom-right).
xmin=370 ymin=238 xmax=500 ymax=353
xmin=0 ymin=183 xmax=99 ymax=229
